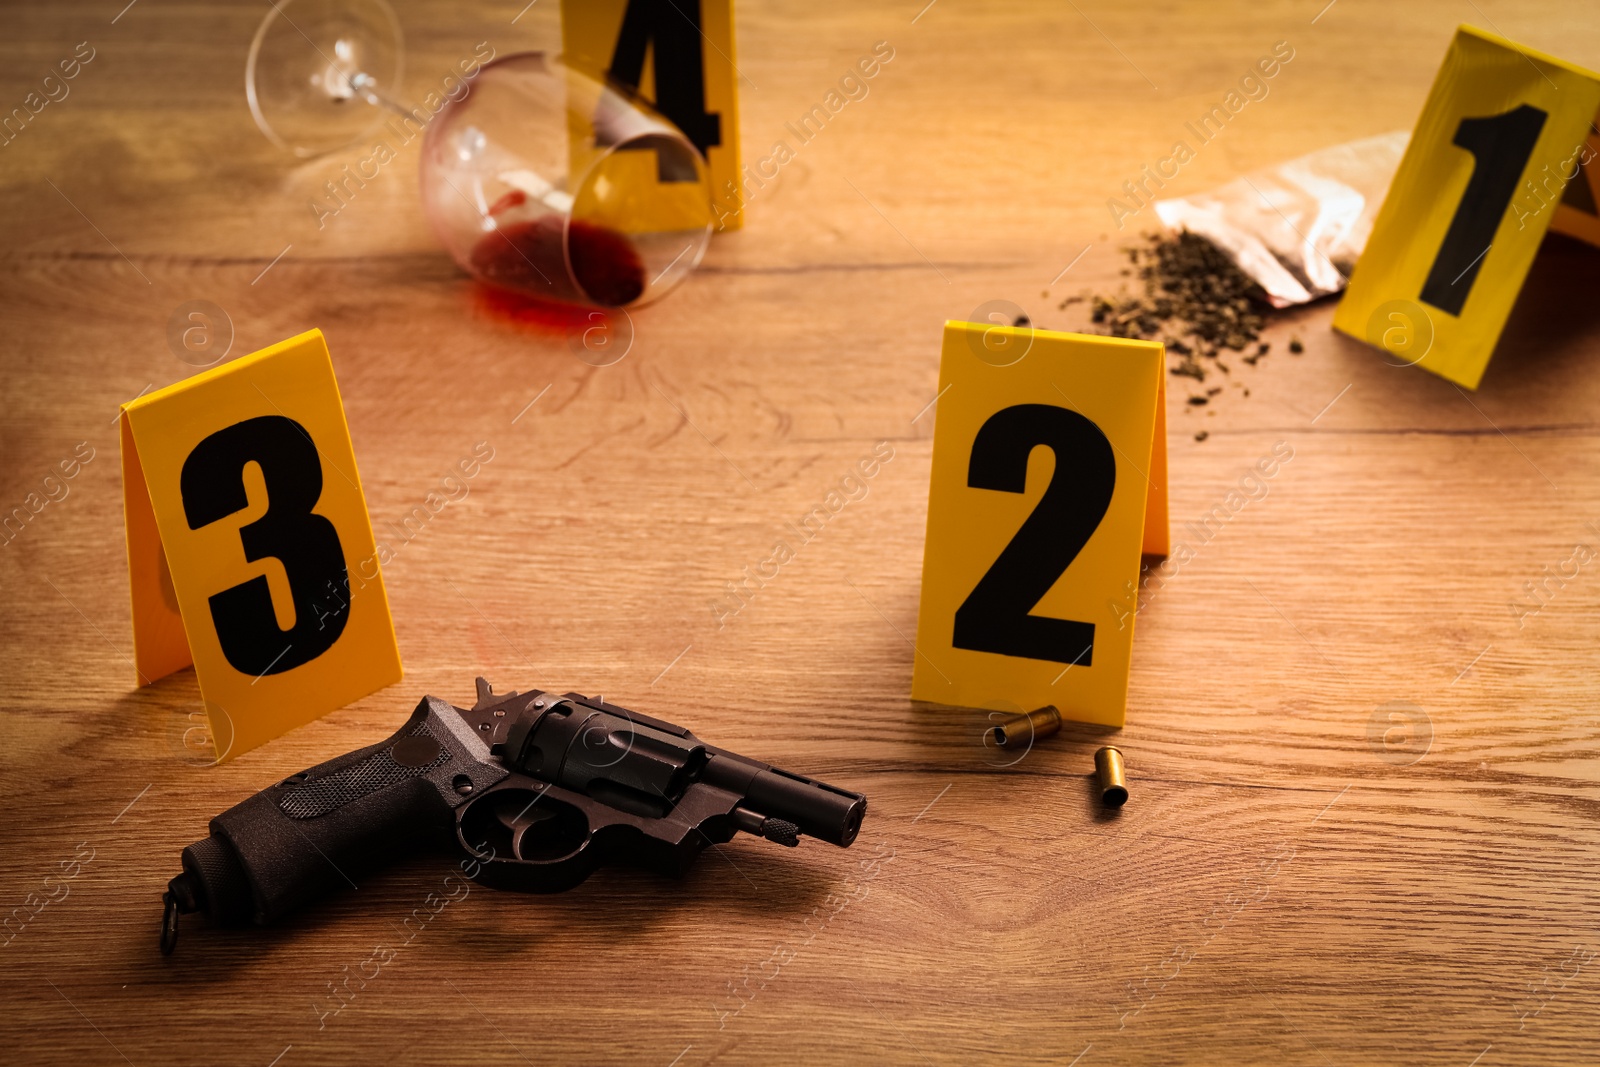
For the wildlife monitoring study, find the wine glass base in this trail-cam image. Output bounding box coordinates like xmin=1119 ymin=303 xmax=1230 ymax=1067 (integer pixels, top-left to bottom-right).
xmin=246 ymin=0 xmax=404 ymax=158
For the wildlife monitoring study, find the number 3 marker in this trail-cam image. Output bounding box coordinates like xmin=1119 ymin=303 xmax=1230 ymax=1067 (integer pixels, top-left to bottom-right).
xmin=121 ymin=329 xmax=401 ymax=760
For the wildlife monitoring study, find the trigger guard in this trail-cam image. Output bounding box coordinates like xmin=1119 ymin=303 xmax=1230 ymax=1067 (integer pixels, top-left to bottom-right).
xmin=454 ymin=777 xmax=619 ymax=893
xmin=453 ymin=774 xmax=742 ymax=894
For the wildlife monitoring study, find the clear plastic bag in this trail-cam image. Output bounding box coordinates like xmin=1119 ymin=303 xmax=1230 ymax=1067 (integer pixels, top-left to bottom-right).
xmin=1154 ymin=131 xmax=1409 ymax=307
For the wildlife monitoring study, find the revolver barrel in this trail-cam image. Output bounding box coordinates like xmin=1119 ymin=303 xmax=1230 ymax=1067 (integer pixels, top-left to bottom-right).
xmin=703 ymin=752 xmax=867 ymax=848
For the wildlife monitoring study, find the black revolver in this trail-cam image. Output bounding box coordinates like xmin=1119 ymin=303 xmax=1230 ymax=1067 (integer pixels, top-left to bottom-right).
xmin=161 ymin=679 xmax=867 ymax=952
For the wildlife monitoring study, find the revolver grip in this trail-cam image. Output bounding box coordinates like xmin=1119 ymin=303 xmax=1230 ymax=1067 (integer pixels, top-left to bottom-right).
xmin=168 ymin=698 xmax=506 ymax=936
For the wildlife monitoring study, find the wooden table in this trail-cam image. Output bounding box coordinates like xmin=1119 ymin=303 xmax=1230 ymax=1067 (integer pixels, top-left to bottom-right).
xmin=5 ymin=2 xmax=1600 ymax=1064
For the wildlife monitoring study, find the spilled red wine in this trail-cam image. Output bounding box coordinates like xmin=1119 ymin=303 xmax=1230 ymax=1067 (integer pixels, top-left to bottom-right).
xmin=469 ymin=193 xmax=646 ymax=307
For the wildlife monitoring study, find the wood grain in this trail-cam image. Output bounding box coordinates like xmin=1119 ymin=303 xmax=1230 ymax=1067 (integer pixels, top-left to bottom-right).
xmin=4 ymin=1 xmax=1600 ymax=1064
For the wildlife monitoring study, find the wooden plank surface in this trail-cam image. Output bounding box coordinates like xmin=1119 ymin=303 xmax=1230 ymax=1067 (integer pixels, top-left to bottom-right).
xmin=4 ymin=2 xmax=1600 ymax=1064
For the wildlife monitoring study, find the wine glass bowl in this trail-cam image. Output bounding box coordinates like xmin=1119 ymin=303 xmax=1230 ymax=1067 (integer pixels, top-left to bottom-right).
xmin=246 ymin=4 xmax=711 ymax=308
xmin=421 ymin=53 xmax=712 ymax=309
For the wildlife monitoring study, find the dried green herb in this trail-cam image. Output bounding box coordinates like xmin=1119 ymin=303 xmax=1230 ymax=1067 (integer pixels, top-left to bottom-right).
xmin=1078 ymin=232 xmax=1270 ymax=370
xmin=1041 ymin=232 xmax=1311 ymax=437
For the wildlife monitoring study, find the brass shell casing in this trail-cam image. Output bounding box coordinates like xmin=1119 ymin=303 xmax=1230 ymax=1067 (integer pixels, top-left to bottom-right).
xmin=1095 ymin=746 xmax=1128 ymax=807
xmin=990 ymin=705 xmax=1061 ymax=749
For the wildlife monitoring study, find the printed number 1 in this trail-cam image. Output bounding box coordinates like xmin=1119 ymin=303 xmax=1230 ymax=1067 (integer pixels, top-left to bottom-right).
xmin=952 ymin=404 xmax=1116 ymax=666
xmin=1420 ymin=103 xmax=1547 ymax=316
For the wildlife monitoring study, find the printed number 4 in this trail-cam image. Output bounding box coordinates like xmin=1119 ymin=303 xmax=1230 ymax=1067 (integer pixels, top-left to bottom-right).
xmin=608 ymin=0 xmax=720 ymax=177
xmin=1421 ymin=103 xmax=1547 ymax=316
xmin=953 ymin=404 xmax=1116 ymax=666
xmin=181 ymin=415 xmax=349 ymax=676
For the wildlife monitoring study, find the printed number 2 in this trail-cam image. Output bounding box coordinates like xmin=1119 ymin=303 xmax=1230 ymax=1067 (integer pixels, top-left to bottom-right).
xmin=1421 ymin=103 xmax=1547 ymax=316
xmin=952 ymin=404 xmax=1116 ymax=666
xmin=181 ymin=415 xmax=349 ymax=676
xmin=608 ymin=0 xmax=720 ymax=178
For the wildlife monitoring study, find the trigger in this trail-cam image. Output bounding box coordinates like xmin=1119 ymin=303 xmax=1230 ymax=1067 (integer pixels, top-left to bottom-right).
xmin=494 ymin=794 xmax=554 ymax=859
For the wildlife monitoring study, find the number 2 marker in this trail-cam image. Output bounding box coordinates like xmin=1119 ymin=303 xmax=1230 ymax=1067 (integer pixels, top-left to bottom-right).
xmin=912 ymin=322 xmax=1166 ymax=727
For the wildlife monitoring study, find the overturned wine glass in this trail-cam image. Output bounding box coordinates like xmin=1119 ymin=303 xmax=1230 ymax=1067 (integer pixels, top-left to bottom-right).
xmin=246 ymin=0 xmax=712 ymax=308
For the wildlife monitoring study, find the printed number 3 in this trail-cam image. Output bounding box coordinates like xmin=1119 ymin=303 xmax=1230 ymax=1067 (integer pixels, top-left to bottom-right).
xmin=1421 ymin=103 xmax=1547 ymax=316
xmin=181 ymin=415 xmax=349 ymax=676
xmin=953 ymin=404 xmax=1116 ymax=666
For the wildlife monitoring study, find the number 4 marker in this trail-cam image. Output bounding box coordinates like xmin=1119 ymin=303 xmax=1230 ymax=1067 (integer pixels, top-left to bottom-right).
xmin=561 ymin=0 xmax=742 ymax=230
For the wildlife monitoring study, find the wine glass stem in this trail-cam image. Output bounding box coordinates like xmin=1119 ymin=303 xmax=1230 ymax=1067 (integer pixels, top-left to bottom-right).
xmin=348 ymin=71 xmax=419 ymax=120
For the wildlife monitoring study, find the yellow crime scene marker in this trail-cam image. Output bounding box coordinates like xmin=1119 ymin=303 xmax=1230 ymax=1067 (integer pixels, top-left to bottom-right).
xmin=912 ymin=321 xmax=1168 ymax=727
xmin=1335 ymin=26 xmax=1600 ymax=388
xmin=121 ymin=329 xmax=402 ymax=761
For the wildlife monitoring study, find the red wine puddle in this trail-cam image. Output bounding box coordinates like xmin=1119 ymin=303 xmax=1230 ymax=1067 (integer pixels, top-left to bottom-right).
xmin=469 ymin=194 xmax=647 ymax=311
